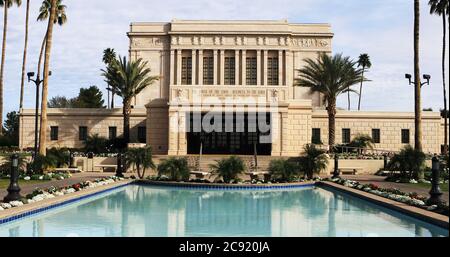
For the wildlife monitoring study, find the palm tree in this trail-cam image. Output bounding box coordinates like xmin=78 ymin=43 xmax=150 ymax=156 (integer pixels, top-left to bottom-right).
xmin=357 ymin=53 xmax=372 ymax=111
xmin=210 ymin=156 xmax=246 ymax=183
xmin=126 ymin=146 xmax=155 ymax=179
xmin=157 ymin=157 xmax=190 ymax=181
xmin=102 ymin=56 xmax=159 ymax=143
xmin=102 ymin=48 xmax=117 ymax=108
xmin=268 ymin=159 xmax=299 ymax=182
xmin=295 ymin=53 xmax=364 ymax=149
xmin=38 ymin=0 xmax=58 ymax=156
xmin=429 ymin=0 xmax=449 ymax=154
xmin=36 ymin=0 xmax=67 ymax=80
xmin=19 ymin=0 xmax=30 ymax=110
xmin=414 ymin=0 xmax=423 ymax=152
xmin=0 ymin=0 xmax=22 ymax=135
xmin=299 ymin=144 xmax=328 ymax=179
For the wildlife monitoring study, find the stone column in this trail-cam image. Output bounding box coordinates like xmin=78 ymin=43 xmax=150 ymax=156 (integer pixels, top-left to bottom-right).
xmin=176 ymin=49 xmax=182 ymax=85
xmin=220 ymin=50 xmax=225 ymax=85
xmin=170 ymin=50 xmax=175 ymax=85
xmin=263 ymin=50 xmax=268 ymax=86
xmin=178 ymin=111 xmax=187 ymax=155
xmin=235 ymin=50 xmax=240 ymax=85
xmin=168 ymin=111 xmax=179 ymax=156
xmin=198 ymin=50 xmax=204 ymax=85
xmin=242 ymin=50 xmax=247 ymax=86
xmin=192 ymin=50 xmax=197 ymax=85
xmin=278 ymin=50 xmax=283 ymax=86
xmin=256 ymin=50 xmax=261 ymax=85
xmin=213 ymin=50 xmax=218 ymax=85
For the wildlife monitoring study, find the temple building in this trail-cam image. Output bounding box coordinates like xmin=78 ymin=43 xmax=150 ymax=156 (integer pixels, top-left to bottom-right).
xmin=19 ymin=20 xmax=446 ymax=156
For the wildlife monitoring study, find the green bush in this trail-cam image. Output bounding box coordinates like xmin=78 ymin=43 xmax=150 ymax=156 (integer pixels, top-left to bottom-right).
xmin=157 ymin=157 xmax=190 ymax=181
xmin=298 ymin=144 xmax=329 ymax=179
xmin=126 ymin=146 xmax=155 ymax=179
xmin=269 ymin=159 xmax=299 ymax=182
xmin=387 ymin=145 xmax=426 ymax=180
xmin=210 ymin=156 xmax=245 ymax=183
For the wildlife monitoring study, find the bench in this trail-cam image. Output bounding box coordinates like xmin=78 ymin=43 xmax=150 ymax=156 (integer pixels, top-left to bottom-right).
xmin=246 ymin=171 xmax=271 ymax=181
xmin=95 ymin=165 xmax=117 ymax=173
xmin=335 ymin=167 xmax=363 ymax=175
xmin=53 ymin=167 xmax=82 ymax=173
xmin=190 ymin=171 xmax=212 ymax=179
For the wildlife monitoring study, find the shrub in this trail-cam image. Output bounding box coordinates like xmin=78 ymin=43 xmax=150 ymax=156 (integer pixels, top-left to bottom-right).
xmin=209 ymin=156 xmax=245 ymax=183
xmin=349 ymin=134 xmax=375 ymax=152
xmin=387 ymin=145 xmax=426 ymax=180
xmin=84 ymin=134 xmax=109 ymax=154
xmin=298 ymin=144 xmax=329 ymax=179
xmin=269 ymin=159 xmax=299 ymax=182
xmin=126 ymin=146 xmax=155 ymax=179
xmin=157 ymin=157 xmax=190 ymax=181
xmin=26 ymin=154 xmax=58 ymax=175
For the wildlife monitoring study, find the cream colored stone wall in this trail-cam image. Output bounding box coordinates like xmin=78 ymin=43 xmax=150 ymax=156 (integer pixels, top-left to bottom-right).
xmin=311 ymin=110 xmax=442 ymax=154
xmin=19 ymin=108 xmax=146 ymax=150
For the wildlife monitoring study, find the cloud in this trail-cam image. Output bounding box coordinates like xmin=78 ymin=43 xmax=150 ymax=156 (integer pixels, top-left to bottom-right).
xmin=1 ymin=0 xmax=448 ymax=121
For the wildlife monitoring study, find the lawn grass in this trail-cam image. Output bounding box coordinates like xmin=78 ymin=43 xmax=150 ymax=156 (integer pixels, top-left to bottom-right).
xmin=0 ymin=179 xmax=46 ymax=190
xmin=413 ymin=182 xmax=449 ymax=192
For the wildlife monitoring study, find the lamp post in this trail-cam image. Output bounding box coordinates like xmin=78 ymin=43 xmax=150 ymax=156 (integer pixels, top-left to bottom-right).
xmin=427 ymin=157 xmax=443 ymax=206
xmin=383 ymin=154 xmax=389 ymax=170
xmin=3 ymin=154 xmax=23 ymax=202
xmin=27 ymin=71 xmax=52 ymax=159
xmin=332 ymin=154 xmax=340 ymax=179
xmin=116 ymin=153 xmax=124 ymax=178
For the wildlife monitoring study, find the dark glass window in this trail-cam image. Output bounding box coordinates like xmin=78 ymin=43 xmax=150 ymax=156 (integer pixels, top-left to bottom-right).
xmin=224 ymin=57 xmax=235 ymax=85
xmin=401 ymin=129 xmax=410 ymax=144
xmin=109 ymin=127 xmax=117 ymax=140
xmin=182 ymin=57 xmax=192 ymax=85
xmin=79 ymin=126 xmax=88 ymax=141
xmin=312 ymin=128 xmax=321 ymax=144
xmin=138 ymin=126 xmax=146 ymax=143
xmin=50 ymin=126 xmax=59 ymax=141
xmin=246 ymin=57 xmax=257 ymax=85
xmin=372 ymin=129 xmax=381 ymax=144
xmin=342 ymin=128 xmax=351 ymax=144
xmin=203 ymin=57 xmax=214 ymax=85
xmin=267 ymin=57 xmax=279 ymax=85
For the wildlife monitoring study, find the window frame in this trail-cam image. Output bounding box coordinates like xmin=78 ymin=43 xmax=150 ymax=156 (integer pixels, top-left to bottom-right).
xmin=312 ymin=128 xmax=321 ymax=144
xmin=372 ymin=129 xmax=381 ymax=144
xmin=246 ymin=57 xmax=257 ymax=85
xmin=342 ymin=128 xmax=351 ymax=144
xmin=181 ymin=56 xmax=192 ymax=85
xmin=79 ymin=126 xmax=88 ymax=141
xmin=109 ymin=126 xmax=117 ymax=140
xmin=50 ymin=126 xmax=59 ymax=141
xmin=267 ymin=57 xmax=279 ymax=85
xmin=401 ymin=129 xmax=410 ymax=144
xmin=138 ymin=126 xmax=146 ymax=143
xmin=224 ymin=57 xmax=236 ymax=85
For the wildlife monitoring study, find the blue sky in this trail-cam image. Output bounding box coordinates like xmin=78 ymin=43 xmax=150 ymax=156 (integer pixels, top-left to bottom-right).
xmin=1 ymin=0 xmax=449 ymax=120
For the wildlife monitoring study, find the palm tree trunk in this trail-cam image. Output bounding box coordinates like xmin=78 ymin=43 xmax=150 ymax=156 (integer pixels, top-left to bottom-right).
xmin=327 ymin=99 xmax=337 ymax=151
xmin=358 ymin=69 xmax=365 ymax=111
xmin=111 ymin=92 xmax=115 ymax=108
xmin=107 ymin=85 xmax=110 ymax=109
xmin=39 ymin=0 xmax=57 ymax=156
xmin=414 ymin=0 xmax=423 ymax=153
xmin=0 ymin=5 xmax=8 ymax=135
xmin=347 ymin=88 xmax=350 ymax=110
xmin=442 ymin=14 xmax=448 ymax=154
xmin=19 ymin=0 xmax=30 ymax=110
xmin=123 ymin=100 xmax=131 ymax=144
xmin=37 ymin=33 xmax=47 ymax=80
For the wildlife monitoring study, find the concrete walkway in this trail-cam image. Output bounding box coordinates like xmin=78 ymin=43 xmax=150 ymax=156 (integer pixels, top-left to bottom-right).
xmin=341 ymin=174 xmax=449 ymax=204
xmin=0 ymin=172 xmax=111 ymax=202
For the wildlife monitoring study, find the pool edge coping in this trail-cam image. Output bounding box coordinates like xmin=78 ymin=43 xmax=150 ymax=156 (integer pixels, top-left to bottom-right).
xmin=137 ymin=180 xmax=316 ymax=189
xmin=318 ymin=181 xmax=449 ymax=229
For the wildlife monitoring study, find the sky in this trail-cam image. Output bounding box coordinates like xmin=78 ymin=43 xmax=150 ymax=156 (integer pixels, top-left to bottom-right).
xmin=1 ymin=0 xmax=449 ymax=121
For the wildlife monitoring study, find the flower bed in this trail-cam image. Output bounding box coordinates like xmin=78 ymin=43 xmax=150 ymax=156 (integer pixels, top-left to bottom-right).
xmin=1 ymin=172 xmax=73 ymax=182
xmin=0 ymin=176 xmax=126 ymax=212
xmin=327 ymin=177 xmax=449 ymax=216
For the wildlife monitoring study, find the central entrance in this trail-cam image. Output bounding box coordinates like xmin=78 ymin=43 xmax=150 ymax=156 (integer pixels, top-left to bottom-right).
xmin=186 ymin=112 xmax=272 ymax=155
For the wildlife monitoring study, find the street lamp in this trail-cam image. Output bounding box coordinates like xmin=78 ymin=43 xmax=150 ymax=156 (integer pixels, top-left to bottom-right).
xmin=405 ymin=73 xmax=431 ymax=87
xmin=27 ymin=71 xmax=51 ymax=160
xmin=3 ymin=154 xmax=23 ymax=202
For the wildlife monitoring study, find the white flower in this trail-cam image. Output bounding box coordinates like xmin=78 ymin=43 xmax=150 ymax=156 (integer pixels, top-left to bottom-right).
xmin=409 ymin=179 xmax=418 ymax=184
xmin=427 ymin=205 xmax=438 ymax=211
xmin=32 ymin=195 xmax=44 ymax=202
xmin=10 ymin=201 xmax=23 ymax=207
xmin=0 ymin=206 xmax=4 ymax=211
xmin=0 ymin=203 xmax=12 ymax=209
xmin=24 ymin=176 xmax=31 ymax=181
xmin=53 ymin=191 xmax=64 ymax=197
xmin=39 ymin=176 xmax=44 ymax=180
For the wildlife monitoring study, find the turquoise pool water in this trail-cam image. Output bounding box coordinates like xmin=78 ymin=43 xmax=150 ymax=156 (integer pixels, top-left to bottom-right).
xmin=0 ymin=185 xmax=448 ymax=237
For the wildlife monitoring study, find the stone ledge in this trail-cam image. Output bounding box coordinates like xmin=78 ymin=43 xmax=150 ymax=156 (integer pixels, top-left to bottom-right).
xmin=318 ymin=181 xmax=449 ymax=229
xmin=138 ymin=180 xmax=315 ymax=189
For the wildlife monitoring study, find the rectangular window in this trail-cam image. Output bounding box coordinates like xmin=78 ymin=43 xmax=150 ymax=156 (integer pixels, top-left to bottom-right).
xmin=50 ymin=126 xmax=59 ymax=141
xmin=109 ymin=126 xmax=117 ymax=140
xmin=224 ymin=57 xmax=235 ymax=85
xmin=181 ymin=57 xmax=192 ymax=85
xmin=401 ymin=129 xmax=410 ymax=144
xmin=372 ymin=129 xmax=381 ymax=144
xmin=138 ymin=126 xmax=146 ymax=143
xmin=203 ymin=57 xmax=214 ymax=85
xmin=267 ymin=57 xmax=279 ymax=85
xmin=79 ymin=126 xmax=88 ymax=141
xmin=342 ymin=128 xmax=351 ymax=144
xmin=312 ymin=128 xmax=321 ymax=144
xmin=246 ymin=57 xmax=257 ymax=85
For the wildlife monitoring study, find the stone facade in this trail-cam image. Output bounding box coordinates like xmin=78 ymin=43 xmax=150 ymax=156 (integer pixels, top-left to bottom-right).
xmin=18 ymin=20 xmax=447 ymax=155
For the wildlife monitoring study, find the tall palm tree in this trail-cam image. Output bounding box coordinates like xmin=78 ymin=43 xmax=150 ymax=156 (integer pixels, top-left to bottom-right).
xmin=295 ymin=53 xmax=364 ymax=149
xmin=357 ymin=53 xmax=372 ymax=111
xmin=414 ymin=0 xmax=423 ymax=152
xmin=102 ymin=48 xmax=117 ymax=108
xmin=38 ymin=0 xmax=58 ymax=156
xmin=36 ymin=0 xmax=67 ymax=80
xmin=19 ymin=0 xmax=30 ymax=110
xmin=429 ymin=0 xmax=449 ymax=154
xmin=102 ymin=56 xmax=159 ymax=143
xmin=0 ymin=0 xmax=22 ymax=135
